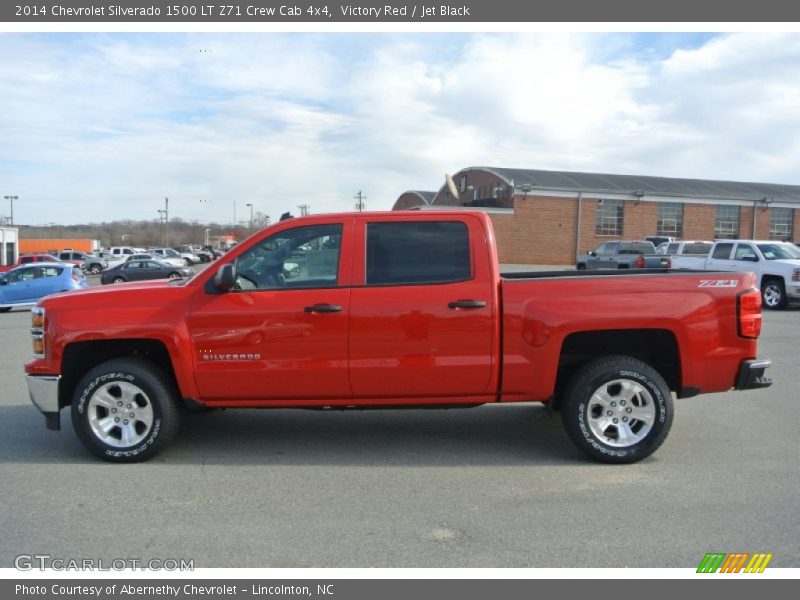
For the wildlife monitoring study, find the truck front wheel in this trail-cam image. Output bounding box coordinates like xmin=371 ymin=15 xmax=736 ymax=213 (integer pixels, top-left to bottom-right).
xmin=71 ymin=358 xmax=180 ymax=462
xmin=561 ymin=356 xmax=673 ymax=464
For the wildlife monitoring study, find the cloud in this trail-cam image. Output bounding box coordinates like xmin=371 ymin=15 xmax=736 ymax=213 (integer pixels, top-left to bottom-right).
xmin=0 ymin=32 xmax=799 ymax=225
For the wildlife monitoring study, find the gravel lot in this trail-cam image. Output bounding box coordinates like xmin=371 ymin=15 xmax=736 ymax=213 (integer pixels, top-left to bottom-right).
xmin=0 ymin=290 xmax=797 ymax=568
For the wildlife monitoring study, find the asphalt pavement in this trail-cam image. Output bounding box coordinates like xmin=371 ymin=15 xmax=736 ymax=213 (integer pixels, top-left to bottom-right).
xmin=0 ymin=300 xmax=797 ymax=568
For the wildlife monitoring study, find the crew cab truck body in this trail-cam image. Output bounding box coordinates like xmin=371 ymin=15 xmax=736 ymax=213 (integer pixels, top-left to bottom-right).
xmin=25 ymin=212 xmax=771 ymax=463
xmin=576 ymin=241 xmax=671 ymax=270
xmin=671 ymin=240 xmax=800 ymax=310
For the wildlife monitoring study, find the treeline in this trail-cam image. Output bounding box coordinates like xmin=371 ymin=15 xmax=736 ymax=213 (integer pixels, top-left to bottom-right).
xmin=18 ymin=217 xmax=267 ymax=249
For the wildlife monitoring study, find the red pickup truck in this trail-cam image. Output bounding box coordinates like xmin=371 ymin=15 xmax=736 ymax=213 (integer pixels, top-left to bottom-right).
xmin=25 ymin=211 xmax=772 ymax=463
xmin=0 ymin=253 xmax=60 ymax=273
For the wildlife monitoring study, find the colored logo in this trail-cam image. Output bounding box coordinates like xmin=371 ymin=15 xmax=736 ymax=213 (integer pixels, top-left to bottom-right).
xmin=697 ymin=552 xmax=773 ymax=573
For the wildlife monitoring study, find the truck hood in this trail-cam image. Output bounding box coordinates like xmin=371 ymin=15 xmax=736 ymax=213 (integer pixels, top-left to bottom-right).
xmin=771 ymin=258 xmax=800 ymax=267
xmin=37 ymin=279 xmax=194 ymax=310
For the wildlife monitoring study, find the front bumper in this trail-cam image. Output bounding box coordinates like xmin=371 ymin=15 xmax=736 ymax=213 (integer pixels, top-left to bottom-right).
xmin=26 ymin=375 xmax=61 ymax=430
xmin=735 ymin=359 xmax=773 ymax=391
xmin=786 ymin=284 xmax=800 ymax=300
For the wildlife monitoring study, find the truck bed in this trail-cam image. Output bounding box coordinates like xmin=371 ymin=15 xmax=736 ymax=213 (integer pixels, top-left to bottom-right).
xmin=501 ymin=268 xmax=695 ymax=279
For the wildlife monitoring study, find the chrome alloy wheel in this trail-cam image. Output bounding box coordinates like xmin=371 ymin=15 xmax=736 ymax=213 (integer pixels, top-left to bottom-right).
xmin=87 ymin=381 xmax=154 ymax=448
xmin=762 ymin=283 xmax=782 ymax=308
xmin=586 ymin=379 xmax=656 ymax=448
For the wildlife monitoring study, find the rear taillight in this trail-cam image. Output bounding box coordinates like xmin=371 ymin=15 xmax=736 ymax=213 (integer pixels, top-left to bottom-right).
xmin=737 ymin=289 xmax=762 ymax=339
xmin=31 ymin=307 xmax=45 ymax=357
xmin=635 ymin=255 xmax=645 ymax=268
xmin=664 ymin=257 xmax=671 ymax=268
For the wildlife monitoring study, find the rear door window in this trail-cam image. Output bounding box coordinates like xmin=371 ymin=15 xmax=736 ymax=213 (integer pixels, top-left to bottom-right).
xmin=711 ymin=243 xmax=734 ymax=259
xmin=366 ymin=221 xmax=471 ymax=285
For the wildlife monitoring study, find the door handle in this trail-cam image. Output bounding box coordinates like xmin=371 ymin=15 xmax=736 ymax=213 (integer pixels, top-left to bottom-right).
xmin=448 ymin=299 xmax=487 ymax=310
xmin=304 ymin=303 xmax=343 ymax=313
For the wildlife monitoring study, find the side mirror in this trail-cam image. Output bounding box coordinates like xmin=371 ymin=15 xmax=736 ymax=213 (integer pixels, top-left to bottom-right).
xmin=0 ymin=279 xmax=7 ymax=286
xmin=741 ymin=255 xmax=759 ymax=262
xmin=215 ymin=263 xmax=235 ymax=291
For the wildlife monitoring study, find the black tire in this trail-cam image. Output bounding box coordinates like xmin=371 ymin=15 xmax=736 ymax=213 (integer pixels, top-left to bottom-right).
xmin=184 ymin=258 xmax=193 ymax=266
xmin=89 ymin=264 xmax=102 ymax=275
xmin=112 ymin=276 xmax=125 ymax=284
xmin=71 ymin=358 xmax=180 ymax=462
xmin=168 ymin=271 xmax=181 ymax=280
xmin=761 ymin=279 xmax=787 ymax=310
xmin=576 ymin=263 xmax=586 ymax=270
xmin=561 ymin=355 xmax=673 ymax=464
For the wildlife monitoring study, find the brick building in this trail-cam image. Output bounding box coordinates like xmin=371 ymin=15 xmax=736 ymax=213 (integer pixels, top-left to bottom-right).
xmin=391 ymin=167 xmax=800 ymax=265
xmin=392 ymin=191 xmax=436 ymax=211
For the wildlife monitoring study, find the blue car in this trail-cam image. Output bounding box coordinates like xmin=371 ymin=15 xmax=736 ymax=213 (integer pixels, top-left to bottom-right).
xmin=0 ymin=262 xmax=89 ymax=312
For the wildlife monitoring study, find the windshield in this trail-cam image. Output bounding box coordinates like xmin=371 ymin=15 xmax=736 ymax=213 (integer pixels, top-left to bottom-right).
xmin=757 ymin=243 xmax=800 ymax=260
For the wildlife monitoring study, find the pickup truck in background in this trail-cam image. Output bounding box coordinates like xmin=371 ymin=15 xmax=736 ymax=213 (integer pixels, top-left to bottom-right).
xmin=0 ymin=253 xmax=60 ymax=273
xmin=576 ymin=241 xmax=671 ymax=270
xmin=671 ymin=239 xmax=800 ymax=309
xmin=57 ymin=250 xmax=108 ymax=275
xmin=24 ymin=212 xmax=771 ymax=464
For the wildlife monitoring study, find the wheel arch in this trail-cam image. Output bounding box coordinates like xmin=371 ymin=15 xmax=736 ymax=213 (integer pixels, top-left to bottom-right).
xmin=59 ymin=339 xmax=179 ymax=409
xmin=553 ymin=328 xmax=681 ymax=408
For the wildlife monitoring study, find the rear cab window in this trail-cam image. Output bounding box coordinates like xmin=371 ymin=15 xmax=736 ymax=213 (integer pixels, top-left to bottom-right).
xmin=619 ymin=243 xmax=655 ymax=255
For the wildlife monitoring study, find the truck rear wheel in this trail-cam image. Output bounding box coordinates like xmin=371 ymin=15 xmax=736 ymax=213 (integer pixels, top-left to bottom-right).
xmin=561 ymin=355 xmax=673 ymax=464
xmin=71 ymin=358 xmax=180 ymax=462
xmin=761 ymin=279 xmax=787 ymax=310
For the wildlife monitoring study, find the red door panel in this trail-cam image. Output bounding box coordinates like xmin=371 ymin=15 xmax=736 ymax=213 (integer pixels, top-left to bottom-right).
xmin=348 ymin=215 xmax=496 ymax=398
xmin=189 ymin=288 xmax=351 ymax=400
xmin=187 ymin=218 xmax=353 ymax=402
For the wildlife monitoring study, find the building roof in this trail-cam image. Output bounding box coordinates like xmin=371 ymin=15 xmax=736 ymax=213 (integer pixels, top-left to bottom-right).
xmin=402 ymin=191 xmax=436 ymax=205
xmin=468 ymin=167 xmax=800 ymax=202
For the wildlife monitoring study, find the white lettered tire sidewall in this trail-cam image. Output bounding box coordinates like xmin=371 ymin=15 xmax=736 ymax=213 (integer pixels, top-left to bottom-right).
xmin=71 ymin=358 xmax=180 ymax=462
xmin=561 ymin=356 xmax=674 ymax=464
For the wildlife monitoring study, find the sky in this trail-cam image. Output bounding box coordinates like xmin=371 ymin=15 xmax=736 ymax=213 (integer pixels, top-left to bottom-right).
xmin=1 ymin=31 xmax=800 ymax=226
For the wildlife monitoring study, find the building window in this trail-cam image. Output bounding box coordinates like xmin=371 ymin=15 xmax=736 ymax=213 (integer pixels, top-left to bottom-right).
xmin=657 ymin=202 xmax=683 ymax=238
xmin=769 ymin=207 xmax=794 ymax=241
xmin=715 ymin=205 xmax=741 ymax=239
xmin=595 ymin=199 xmax=624 ymax=236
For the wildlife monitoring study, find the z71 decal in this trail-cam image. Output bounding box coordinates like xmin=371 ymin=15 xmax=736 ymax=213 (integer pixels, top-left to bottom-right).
xmin=698 ymin=279 xmax=739 ymax=288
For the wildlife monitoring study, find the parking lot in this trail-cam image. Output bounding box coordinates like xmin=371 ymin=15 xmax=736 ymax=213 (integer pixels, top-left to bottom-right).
xmin=0 ymin=297 xmax=797 ymax=569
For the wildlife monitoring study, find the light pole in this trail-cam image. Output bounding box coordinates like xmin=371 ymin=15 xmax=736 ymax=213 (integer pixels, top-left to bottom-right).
xmin=157 ymin=210 xmax=167 ymax=246
xmin=4 ymin=195 xmax=18 ymax=226
xmin=162 ymin=197 xmax=169 ymax=247
xmin=246 ymin=203 xmax=254 ymax=231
